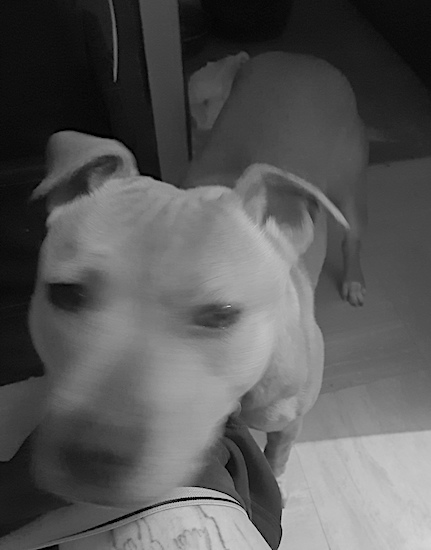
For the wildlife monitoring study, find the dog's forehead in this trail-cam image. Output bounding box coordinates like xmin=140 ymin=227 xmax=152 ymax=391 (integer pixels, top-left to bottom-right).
xmin=41 ymin=177 xmax=283 ymax=303
xmin=46 ymin=177 xmax=226 ymax=237
xmin=43 ymin=177 xmax=178 ymax=259
xmin=146 ymin=195 xmax=284 ymax=306
xmin=42 ymin=177 xmax=248 ymax=269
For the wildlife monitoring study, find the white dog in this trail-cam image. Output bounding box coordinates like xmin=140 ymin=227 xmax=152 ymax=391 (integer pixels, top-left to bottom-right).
xmin=29 ymin=130 xmax=346 ymax=508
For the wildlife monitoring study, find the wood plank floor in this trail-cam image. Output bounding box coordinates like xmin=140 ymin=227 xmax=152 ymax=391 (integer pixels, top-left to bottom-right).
xmin=277 ymin=157 xmax=431 ymax=549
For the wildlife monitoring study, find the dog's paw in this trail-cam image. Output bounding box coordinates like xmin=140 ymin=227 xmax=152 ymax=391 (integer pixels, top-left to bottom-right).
xmin=267 ymin=459 xmax=287 ymax=480
xmin=342 ymin=280 xmax=366 ymax=306
xmin=276 ymin=478 xmax=289 ymax=508
xmin=271 ymin=463 xmax=289 ymax=507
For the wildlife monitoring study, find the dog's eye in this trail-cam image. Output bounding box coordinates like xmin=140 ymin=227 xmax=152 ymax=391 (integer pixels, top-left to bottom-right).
xmin=47 ymin=283 xmax=88 ymax=312
xmin=193 ymin=304 xmax=241 ymax=330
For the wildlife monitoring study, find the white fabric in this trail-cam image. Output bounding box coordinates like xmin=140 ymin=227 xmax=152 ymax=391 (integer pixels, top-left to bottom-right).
xmin=0 ymin=488 xmax=244 ymax=550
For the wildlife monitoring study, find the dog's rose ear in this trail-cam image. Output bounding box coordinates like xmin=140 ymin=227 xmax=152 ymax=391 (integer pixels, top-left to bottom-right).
xmin=234 ymin=163 xmax=349 ymax=255
xmin=32 ymin=131 xmax=139 ymax=212
xmin=189 ymin=52 xmax=249 ymax=131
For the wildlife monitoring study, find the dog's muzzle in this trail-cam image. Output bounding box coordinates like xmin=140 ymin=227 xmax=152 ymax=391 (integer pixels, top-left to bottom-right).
xmin=40 ymin=415 xmax=144 ymax=490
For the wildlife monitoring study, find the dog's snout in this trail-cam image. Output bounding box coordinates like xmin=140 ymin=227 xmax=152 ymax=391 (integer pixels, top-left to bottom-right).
xmin=56 ymin=420 xmax=143 ymax=487
xmin=59 ymin=443 xmax=134 ymax=486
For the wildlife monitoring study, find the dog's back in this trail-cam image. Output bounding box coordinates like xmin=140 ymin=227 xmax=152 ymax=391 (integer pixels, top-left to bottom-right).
xmin=185 ymin=51 xmax=366 ymax=196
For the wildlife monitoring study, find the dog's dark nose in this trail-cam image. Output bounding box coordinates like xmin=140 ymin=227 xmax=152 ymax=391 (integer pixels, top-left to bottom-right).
xmin=57 ymin=422 xmax=142 ymax=486
xmin=59 ymin=444 xmax=134 ymax=485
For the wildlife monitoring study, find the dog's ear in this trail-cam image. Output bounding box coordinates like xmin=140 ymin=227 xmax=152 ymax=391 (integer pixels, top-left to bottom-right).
xmin=189 ymin=52 xmax=249 ymax=131
xmin=32 ymin=131 xmax=139 ymax=212
xmin=234 ymin=163 xmax=349 ymax=256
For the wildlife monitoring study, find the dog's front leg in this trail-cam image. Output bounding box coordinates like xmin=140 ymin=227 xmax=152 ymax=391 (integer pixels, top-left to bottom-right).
xmin=342 ymin=232 xmax=365 ymax=305
xmin=264 ymin=416 xmax=303 ymax=478
xmin=339 ymin=178 xmax=368 ymax=306
xmin=264 ymin=417 xmax=303 ymax=507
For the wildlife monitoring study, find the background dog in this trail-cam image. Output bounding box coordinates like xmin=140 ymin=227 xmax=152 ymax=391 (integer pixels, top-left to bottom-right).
xmin=187 ymin=51 xmax=369 ymax=306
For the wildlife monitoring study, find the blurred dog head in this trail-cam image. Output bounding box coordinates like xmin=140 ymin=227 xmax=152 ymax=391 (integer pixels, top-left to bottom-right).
xmin=30 ymin=131 xmax=345 ymax=507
